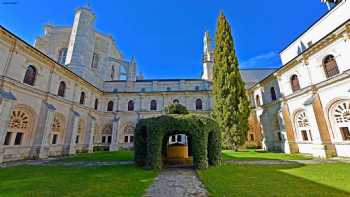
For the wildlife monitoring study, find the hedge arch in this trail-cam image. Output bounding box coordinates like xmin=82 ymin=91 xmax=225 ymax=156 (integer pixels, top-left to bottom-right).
xmin=134 ymin=114 xmax=221 ymax=169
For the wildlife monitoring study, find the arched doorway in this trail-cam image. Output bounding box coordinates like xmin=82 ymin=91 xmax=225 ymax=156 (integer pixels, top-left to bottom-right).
xmin=162 ymin=132 xmax=193 ymax=167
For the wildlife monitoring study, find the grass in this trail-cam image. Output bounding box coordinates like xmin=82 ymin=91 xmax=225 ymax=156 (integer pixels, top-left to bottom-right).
xmin=198 ymin=163 xmax=350 ymax=197
xmin=63 ymin=150 xmax=134 ymax=162
xmin=0 ymin=165 xmax=156 ymax=197
xmin=222 ymin=149 xmax=312 ymax=161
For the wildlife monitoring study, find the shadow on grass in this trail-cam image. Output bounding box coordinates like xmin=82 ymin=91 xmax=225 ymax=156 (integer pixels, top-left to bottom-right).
xmin=198 ymin=163 xmax=350 ymax=197
xmin=61 ymin=150 xmax=134 ymax=162
xmin=222 ymin=149 xmax=311 ymax=161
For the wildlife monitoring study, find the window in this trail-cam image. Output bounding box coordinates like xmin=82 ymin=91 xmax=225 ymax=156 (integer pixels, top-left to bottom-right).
xmin=102 ymin=136 xmax=106 ymax=143
xmin=195 ymin=86 xmax=200 ymax=91
xmin=4 ymin=132 xmax=12 ymax=145
xmin=171 ymin=135 xmax=176 ymax=142
xmin=14 ymin=132 xmax=23 ymax=145
xmin=166 ymin=87 xmax=171 ymax=91
xmin=75 ymin=135 xmax=80 ymax=144
xmin=52 ymin=134 xmax=58 ymax=144
xmin=150 ymin=100 xmax=157 ymax=111
xmin=91 ymin=53 xmax=99 ymax=69
xmin=23 ymin=65 xmax=37 ymax=86
xmin=107 ymin=136 xmax=112 ymax=143
xmin=79 ymin=92 xmax=85 ymax=105
xmin=107 ymin=101 xmax=114 ymax=112
xmin=94 ymin=99 xmax=99 ymax=110
xmin=130 ymin=136 xmax=134 ymax=143
xmin=340 ymin=127 xmax=350 ymax=141
xmin=128 ymin=100 xmax=134 ymax=111
xmin=173 ymin=99 xmax=179 ymax=104
xmin=141 ymin=88 xmax=146 ymax=92
xmin=196 ymin=99 xmax=203 ymax=110
xmin=250 ymin=134 xmax=254 ymax=141
xmin=323 ymin=55 xmax=339 ymax=78
xmin=177 ymin=135 xmax=182 ymax=142
xmin=255 ymin=95 xmax=261 ymax=107
xmin=58 ymin=81 xmax=66 ymax=97
xmin=301 ymin=130 xmax=309 ymax=141
xmin=111 ymin=66 xmax=115 ymax=80
xmin=291 ymin=75 xmax=301 ymax=92
xmin=270 ymin=87 xmax=277 ymax=101
xmin=57 ymin=48 xmax=68 ymax=65
xmin=124 ymin=136 xmax=129 ymax=143
xmin=277 ymin=132 xmax=283 ymax=141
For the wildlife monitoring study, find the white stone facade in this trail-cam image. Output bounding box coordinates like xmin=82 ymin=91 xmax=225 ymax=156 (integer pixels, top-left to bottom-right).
xmin=250 ymin=0 xmax=350 ymax=158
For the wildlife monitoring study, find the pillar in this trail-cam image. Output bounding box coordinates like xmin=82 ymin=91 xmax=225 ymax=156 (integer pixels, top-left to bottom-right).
xmin=0 ymin=90 xmax=16 ymax=163
xmin=64 ymin=109 xmax=80 ymax=155
xmin=84 ymin=114 xmax=96 ymax=153
xmin=29 ymin=101 xmax=56 ymax=159
xmin=281 ymin=102 xmax=299 ymax=153
xmin=110 ymin=117 xmax=119 ymax=151
xmin=311 ymin=93 xmax=337 ymax=157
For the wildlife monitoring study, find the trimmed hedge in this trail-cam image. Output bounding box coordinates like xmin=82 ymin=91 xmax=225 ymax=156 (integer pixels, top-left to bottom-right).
xmin=134 ymin=114 xmax=221 ymax=169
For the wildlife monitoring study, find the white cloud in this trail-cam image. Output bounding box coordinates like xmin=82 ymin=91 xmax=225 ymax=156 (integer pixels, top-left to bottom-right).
xmin=240 ymin=52 xmax=280 ymax=69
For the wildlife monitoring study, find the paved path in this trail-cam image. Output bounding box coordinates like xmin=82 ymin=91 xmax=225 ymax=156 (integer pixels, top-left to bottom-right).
xmin=145 ymin=167 xmax=208 ymax=197
xmin=0 ymin=158 xmax=133 ymax=168
xmin=224 ymin=159 xmax=339 ymax=165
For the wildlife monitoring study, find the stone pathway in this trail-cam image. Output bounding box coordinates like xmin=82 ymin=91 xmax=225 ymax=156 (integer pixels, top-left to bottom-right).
xmin=224 ymin=159 xmax=339 ymax=165
xmin=145 ymin=167 xmax=208 ymax=197
xmin=0 ymin=158 xmax=133 ymax=168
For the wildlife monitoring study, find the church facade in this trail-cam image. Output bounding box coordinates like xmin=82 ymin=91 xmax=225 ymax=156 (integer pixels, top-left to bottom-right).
xmin=249 ymin=0 xmax=350 ymax=158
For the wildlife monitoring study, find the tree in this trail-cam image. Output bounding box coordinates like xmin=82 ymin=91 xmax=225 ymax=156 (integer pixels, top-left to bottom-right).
xmin=213 ymin=12 xmax=251 ymax=150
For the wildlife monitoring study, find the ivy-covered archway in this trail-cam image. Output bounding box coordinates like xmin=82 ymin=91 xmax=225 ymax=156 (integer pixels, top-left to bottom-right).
xmin=134 ymin=114 xmax=221 ymax=169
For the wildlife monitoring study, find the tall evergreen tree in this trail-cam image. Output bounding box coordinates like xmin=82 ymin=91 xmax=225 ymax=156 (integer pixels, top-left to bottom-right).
xmin=213 ymin=12 xmax=250 ymax=150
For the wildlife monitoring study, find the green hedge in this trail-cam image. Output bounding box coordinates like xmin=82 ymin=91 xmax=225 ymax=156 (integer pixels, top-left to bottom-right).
xmin=134 ymin=114 xmax=221 ymax=169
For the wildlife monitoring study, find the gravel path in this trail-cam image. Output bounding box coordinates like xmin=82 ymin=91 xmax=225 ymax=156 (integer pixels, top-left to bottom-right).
xmin=145 ymin=167 xmax=208 ymax=197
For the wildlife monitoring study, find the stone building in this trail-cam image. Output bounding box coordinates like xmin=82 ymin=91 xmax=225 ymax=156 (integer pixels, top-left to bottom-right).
xmin=249 ymin=0 xmax=350 ymax=158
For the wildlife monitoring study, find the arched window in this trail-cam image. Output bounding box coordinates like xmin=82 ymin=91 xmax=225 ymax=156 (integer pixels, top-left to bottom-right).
xmin=107 ymin=101 xmax=114 ymax=112
xmin=291 ymin=75 xmax=301 ymax=92
xmin=123 ymin=125 xmax=135 ymax=144
xmin=128 ymin=100 xmax=134 ymax=111
xmin=150 ymin=100 xmax=157 ymax=111
xmin=57 ymin=48 xmax=68 ymax=65
xmin=295 ymin=110 xmax=313 ymax=142
xmin=79 ymin=92 xmax=85 ymax=105
xmin=196 ymin=99 xmax=203 ymax=110
xmin=323 ymin=55 xmax=339 ymax=78
xmin=91 ymin=53 xmax=99 ymax=69
xmin=167 ymin=87 xmax=171 ymax=91
xmin=255 ymin=95 xmax=261 ymax=107
xmin=23 ymin=65 xmax=37 ymax=86
xmin=57 ymin=81 xmax=66 ymax=97
xmin=5 ymin=109 xmax=33 ymax=146
xmin=111 ymin=66 xmax=115 ymax=80
xmin=270 ymin=87 xmax=277 ymax=101
xmin=331 ymin=101 xmax=350 ymax=141
xmin=51 ymin=114 xmax=65 ymax=145
xmin=94 ymin=99 xmax=99 ymax=110
xmin=173 ymin=99 xmax=180 ymax=104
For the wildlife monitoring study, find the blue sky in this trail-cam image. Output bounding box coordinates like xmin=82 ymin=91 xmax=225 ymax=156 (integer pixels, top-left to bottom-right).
xmin=0 ymin=0 xmax=328 ymax=79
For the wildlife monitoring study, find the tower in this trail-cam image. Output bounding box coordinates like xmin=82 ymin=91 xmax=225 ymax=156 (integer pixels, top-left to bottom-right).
xmin=201 ymin=31 xmax=214 ymax=81
xmin=65 ymin=7 xmax=96 ymax=77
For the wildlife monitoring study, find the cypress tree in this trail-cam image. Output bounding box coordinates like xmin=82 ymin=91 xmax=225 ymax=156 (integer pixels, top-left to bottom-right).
xmin=213 ymin=12 xmax=250 ymax=150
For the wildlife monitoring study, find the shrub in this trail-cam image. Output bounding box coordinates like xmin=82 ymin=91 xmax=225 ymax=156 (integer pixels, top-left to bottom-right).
xmin=134 ymin=114 xmax=221 ymax=170
xmin=164 ymin=103 xmax=189 ymax=115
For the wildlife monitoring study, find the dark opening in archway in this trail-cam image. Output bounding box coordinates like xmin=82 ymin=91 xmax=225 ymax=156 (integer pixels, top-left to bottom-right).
xmin=162 ymin=132 xmax=193 ymax=167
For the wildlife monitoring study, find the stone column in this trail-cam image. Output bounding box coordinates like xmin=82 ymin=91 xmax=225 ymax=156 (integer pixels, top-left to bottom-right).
xmin=64 ymin=109 xmax=80 ymax=155
xmin=311 ymin=93 xmax=337 ymax=158
xmin=110 ymin=117 xmax=119 ymax=151
xmin=84 ymin=115 xmax=96 ymax=153
xmin=30 ymin=102 xmax=56 ymax=159
xmin=0 ymin=90 xmax=16 ymax=163
xmin=281 ymin=102 xmax=299 ymax=153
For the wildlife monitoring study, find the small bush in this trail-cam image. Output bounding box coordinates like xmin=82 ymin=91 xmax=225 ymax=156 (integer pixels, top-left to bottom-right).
xmin=164 ymin=103 xmax=189 ymax=115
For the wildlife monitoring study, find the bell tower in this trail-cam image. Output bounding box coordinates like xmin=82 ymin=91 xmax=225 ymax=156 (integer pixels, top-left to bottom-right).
xmin=201 ymin=31 xmax=214 ymax=81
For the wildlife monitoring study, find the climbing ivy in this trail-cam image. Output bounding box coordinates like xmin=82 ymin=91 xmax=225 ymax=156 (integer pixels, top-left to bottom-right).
xmin=134 ymin=114 xmax=221 ymax=170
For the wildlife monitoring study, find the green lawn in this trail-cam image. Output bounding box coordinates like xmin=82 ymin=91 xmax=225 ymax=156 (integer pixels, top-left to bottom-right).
xmin=0 ymin=165 xmax=156 ymax=197
xmin=222 ymin=149 xmax=312 ymax=161
xmin=63 ymin=150 xmax=134 ymax=162
xmin=198 ymin=163 xmax=350 ymax=197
